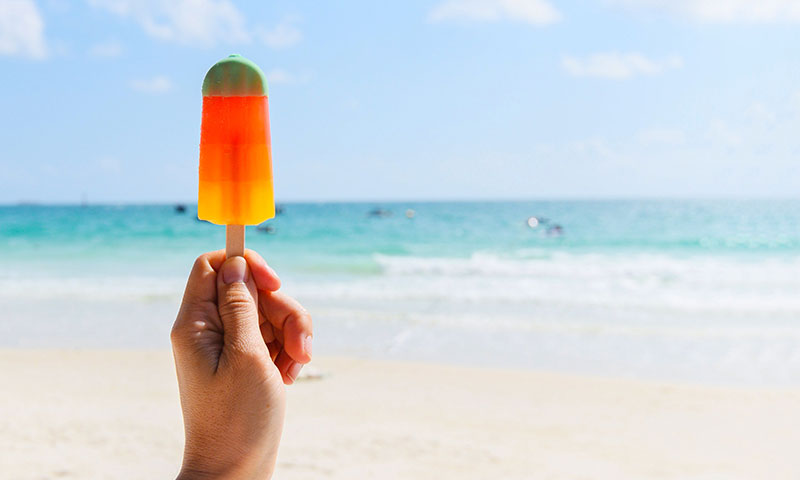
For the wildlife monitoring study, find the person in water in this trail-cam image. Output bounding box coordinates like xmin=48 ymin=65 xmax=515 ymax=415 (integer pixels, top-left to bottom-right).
xmin=171 ymin=250 xmax=313 ymax=479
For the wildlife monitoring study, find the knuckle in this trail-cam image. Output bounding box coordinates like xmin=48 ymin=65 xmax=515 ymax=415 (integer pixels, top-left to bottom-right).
xmin=170 ymin=322 xmax=190 ymax=347
xmin=219 ymin=294 xmax=257 ymax=319
xmin=192 ymin=254 xmax=207 ymax=271
xmin=171 ymin=303 xmax=216 ymax=347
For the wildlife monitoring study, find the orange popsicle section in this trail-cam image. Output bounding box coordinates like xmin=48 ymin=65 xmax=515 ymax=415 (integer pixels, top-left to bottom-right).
xmin=198 ymin=95 xmax=274 ymax=225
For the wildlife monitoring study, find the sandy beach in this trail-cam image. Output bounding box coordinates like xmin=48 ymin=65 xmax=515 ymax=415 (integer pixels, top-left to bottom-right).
xmin=1 ymin=350 xmax=798 ymax=479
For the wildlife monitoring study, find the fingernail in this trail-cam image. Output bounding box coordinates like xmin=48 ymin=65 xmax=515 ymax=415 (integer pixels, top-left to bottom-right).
xmin=287 ymin=362 xmax=303 ymax=381
xmin=304 ymin=335 xmax=313 ymax=357
xmin=222 ymin=257 xmax=247 ymax=284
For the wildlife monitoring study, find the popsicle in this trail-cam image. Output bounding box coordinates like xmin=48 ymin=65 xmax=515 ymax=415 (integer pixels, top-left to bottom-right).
xmin=198 ymin=54 xmax=274 ymax=257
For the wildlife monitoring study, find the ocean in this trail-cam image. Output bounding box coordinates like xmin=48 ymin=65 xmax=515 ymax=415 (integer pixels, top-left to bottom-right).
xmin=2 ymin=200 xmax=799 ymax=385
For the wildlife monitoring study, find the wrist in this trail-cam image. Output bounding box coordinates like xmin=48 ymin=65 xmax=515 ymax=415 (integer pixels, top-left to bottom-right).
xmin=178 ymin=452 xmax=275 ymax=480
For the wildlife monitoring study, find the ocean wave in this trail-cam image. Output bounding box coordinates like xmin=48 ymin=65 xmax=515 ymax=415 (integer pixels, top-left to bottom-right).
xmin=374 ymin=251 xmax=800 ymax=283
xmin=3 ymin=251 xmax=800 ymax=321
xmin=285 ymin=252 xmax=800 ymax=317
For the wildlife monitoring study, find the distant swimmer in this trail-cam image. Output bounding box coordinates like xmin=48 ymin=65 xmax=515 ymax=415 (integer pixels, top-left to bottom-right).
xmin=256 ymin=224 xmax=276 ymax=234
xmin=275 ymin=205 xmax=285 ymax=216
xmin=527 ymin=216 xmax=553 ymax=228
xmin=546 ymin=224 xmax=564 ymax=236
xmin=175 ymin=204 xmax=187 ymax=214
xmin=369 ymin=208 xmax=393 ymax=218
xmin=406 ymin=209 xmax=415 ymax=219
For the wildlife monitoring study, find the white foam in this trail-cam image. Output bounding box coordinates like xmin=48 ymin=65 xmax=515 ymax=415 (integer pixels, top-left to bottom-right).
xmin=3 ymin=250 xmax=800 ymax=384
xmin=286 ymin=252 xmax=800 ymax=319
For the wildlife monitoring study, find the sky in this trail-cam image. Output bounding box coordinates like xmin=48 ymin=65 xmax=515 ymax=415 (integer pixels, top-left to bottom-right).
xmin=1 ymin=0 xmax=799 ymax=203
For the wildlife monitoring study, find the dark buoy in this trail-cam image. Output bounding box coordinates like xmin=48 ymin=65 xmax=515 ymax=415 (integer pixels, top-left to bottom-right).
xmin=369 ymin=208 xmax=392 ymax=218
xmin=175 ymin=204 xmax=187 ymax=214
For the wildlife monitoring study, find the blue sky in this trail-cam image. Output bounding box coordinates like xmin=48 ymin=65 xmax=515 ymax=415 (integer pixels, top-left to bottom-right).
xmin=1 ymin=0 xmax=799 ymax=203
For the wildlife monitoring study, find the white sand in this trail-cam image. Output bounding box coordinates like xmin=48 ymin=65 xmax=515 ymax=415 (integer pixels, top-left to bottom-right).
xmin=1 ymin=350 xmax=799 ymax=479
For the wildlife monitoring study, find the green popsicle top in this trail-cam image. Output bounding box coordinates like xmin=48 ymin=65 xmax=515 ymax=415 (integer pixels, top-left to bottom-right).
xmin=202 ymin=54 xmax=269 ymax=97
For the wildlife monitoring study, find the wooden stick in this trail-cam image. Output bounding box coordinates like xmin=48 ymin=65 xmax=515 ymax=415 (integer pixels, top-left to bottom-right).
xmin=226 ymin=225 xmax=245 ymax=258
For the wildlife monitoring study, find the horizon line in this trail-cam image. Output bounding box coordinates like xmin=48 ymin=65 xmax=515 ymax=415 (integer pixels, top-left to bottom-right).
xmin=4 ymin=195 xmax=800 ymax=207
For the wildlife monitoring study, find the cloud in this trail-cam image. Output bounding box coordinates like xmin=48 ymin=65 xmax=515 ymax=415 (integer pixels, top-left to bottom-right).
xmin=0 ymin=0 xmax=47 ymax=58
xmin=791 ymin=90 xmax=800 ymax=112
xmin=265 ymin=69 xmax=294 ymax=85
xmin=88 ymin=40 xmax=122 ymax=57
xmin=130 ymin=75 xmax=172 ymax=93
xmin=259 ymin=16 xmax=302 ymax=49
xmin=265 ymin=68 xmax=310 ymax=86
xmin=537 ymin=90 xmax=800 ymax=196
xmin=88 ymin=0 xmax=250 ymax=46
xmin=429 ymin=0 xmax=561 ymax=26
xmin=97 ymin=156 xmax=122 ymax=174
xmin=637 ymin=127 xmax=686 ymax=145
xmin=562 ymin=52 xmax=683 ymax=79
xmin=608 ymin=0 xmax=800 ymax=23
xmin=706 ymin=119 xmax=742 ymax=147
xmin=88 ymin=0 xmax=304 ymax=49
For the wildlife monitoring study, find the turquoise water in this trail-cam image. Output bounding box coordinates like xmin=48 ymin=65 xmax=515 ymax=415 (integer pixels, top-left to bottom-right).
xmin=2 ymin=200 xmax=800 ymax=385
xmin=4 ymin=200 xmax=800 ymax=263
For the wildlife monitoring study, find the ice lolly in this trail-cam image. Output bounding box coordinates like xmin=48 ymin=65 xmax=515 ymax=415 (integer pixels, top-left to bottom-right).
xmin=198 ymin=54 xmax=274 ymax=257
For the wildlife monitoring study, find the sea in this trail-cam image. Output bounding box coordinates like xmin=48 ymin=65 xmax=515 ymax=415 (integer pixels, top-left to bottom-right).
xmin=1 ymin=200 xmax=799 ymax=386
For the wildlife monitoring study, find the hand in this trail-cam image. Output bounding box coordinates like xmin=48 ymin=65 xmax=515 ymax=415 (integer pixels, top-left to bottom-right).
xmin=171 ymin=250 xmax=313 ymax=479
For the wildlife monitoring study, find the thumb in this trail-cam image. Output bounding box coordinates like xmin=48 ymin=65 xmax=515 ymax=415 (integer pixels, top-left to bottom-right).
xmin=216 ymin=256 xmax=263 ymax=353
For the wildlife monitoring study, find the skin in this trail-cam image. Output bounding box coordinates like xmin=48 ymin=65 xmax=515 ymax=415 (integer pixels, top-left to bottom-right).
xmin=171 ymin=249 xmax=313 ymax=479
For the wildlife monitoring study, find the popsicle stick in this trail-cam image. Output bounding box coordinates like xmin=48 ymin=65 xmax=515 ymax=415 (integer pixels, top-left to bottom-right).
xmin=226 ymin=225 xmax=245 ymax=258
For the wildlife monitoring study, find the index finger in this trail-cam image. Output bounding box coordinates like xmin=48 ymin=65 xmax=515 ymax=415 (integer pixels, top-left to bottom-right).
xmin=244 ymin=249 xmax=281 ymax=292
xmin=181 ymin=250 xmax=227 ymax=305
xmin=259 ymin=291 xmax=312 ymax=364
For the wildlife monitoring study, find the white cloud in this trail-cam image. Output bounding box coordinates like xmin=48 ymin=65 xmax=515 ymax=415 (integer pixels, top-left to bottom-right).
xmin=537 ymin=90 xmax=800 ymax=196
xmin=745 ymin=101 xmax=777 ymax=125
xmin=706 ymin=119 xmax=742 ymax=147
xmin=265 ymin=68 xmax=310 ymax=86
xmin=637 ymin=127 xmax=686 ymax=145
xmin=0 ymin=0 xmax=47 ymax=59
xmin=88 ymin=40 xmax=122 ymax=57
xmin=429 ymin=0 xmax=561 ymax=25
xmin=791 ymin=90 xmax=800 ymax=112
xmin=568 ymin=136 xmax=620 ymax=160
xmin=266 ymin=69 xmax=294 ymax=85
xmin=562 ymin=52 xmax=683 ymax=79
xmin=88 ymin=0 xmax=304 ymax=49
xmin=609 ymin=0 xmax=800 ymax=23
xmin=260 ymin=16 xmax=302 ymax=49
xmin=88 ymin=0 xmax=250 ymax=46
xmin=130 ymin=75 xmax=172 ymax=93
xmin=97 ymin=156 xmax=122 ymax=174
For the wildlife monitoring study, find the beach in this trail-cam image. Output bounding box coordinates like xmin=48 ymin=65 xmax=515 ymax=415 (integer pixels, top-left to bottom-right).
xmin=3 ymin=201 xmax=800 ymax=477
xmin=4 ymin=1 xmax=798 ymax=476
xmin=2 ymin=349 xmax=799 ymax=479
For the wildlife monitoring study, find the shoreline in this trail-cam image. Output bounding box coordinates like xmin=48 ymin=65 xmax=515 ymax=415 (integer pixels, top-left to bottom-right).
xmin=2 ymin=349 xmax=799 ymax=479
